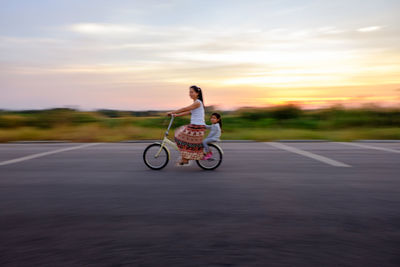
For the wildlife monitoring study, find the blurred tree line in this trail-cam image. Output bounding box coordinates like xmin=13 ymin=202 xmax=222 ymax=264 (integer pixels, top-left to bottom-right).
xmin=231 ymin=105 xmax=400 ymax=129
xmin=0 ymin=105 xmax=399 ymax=130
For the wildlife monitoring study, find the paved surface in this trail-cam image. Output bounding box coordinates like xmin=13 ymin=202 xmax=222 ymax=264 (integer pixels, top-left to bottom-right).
xmin=0 ymin=142 xmax=400 ymax=266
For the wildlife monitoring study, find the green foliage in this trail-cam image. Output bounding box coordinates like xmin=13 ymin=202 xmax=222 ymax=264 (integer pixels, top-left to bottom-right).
xmin=97 ymin=109 xmax=121 ymax=118
xmin=0 ymin=109 xmax=99 ymax=129
xmin=230 ymin=105 xmax=400 ymax=129
xmin=97 ymin=109 xmax=163 ymax=117
xmin=238 ymin=105 xmax=302 ymax=121
xmin=2 ymin=105 xmax=396 ymax=130
xmin=133 ymin=116 xmax=190 ymax=128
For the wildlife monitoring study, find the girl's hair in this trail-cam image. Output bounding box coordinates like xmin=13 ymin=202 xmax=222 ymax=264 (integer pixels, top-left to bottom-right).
xmin=211 ymin=112 xmax=222 ymax=130
xmin=190 ymin=85 xmax=204 ymax=105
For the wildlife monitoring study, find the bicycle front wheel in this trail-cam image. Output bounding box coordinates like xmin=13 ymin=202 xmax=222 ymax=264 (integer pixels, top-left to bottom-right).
xmin=143 ymin=143 xmax=169 ymax=170
xmin=196 ymin=143 xmax=223 ymax=170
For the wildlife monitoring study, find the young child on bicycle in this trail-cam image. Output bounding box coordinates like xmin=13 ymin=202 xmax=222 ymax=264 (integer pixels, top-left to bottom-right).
xmin=203 ymin=112 xmax=222 ymax=160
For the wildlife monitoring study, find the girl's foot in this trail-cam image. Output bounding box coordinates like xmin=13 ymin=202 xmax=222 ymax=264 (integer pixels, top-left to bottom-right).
xmin=176 ymin=159 xmax=190 ymax=166
xmin=203 ymin=152 xmax=213 ymax=160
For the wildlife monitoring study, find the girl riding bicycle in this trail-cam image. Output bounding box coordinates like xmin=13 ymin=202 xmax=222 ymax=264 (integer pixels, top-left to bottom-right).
xmin=166 ymin=85 xmax=206 ymax=166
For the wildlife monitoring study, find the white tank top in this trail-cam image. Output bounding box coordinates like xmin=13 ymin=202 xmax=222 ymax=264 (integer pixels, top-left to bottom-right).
xmin=190 ymin=99 xmax=205 ymax=125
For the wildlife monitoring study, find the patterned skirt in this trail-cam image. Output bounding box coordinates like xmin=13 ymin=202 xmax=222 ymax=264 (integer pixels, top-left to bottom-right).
xmin=174 ymin=124 xmax=206 ymax=160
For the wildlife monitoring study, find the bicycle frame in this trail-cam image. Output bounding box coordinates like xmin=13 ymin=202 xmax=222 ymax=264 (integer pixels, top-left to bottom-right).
xmin=154 ymin=115 xmax=224 ymax=159
xmin=155 ymin=115 xmax=178 ymax=158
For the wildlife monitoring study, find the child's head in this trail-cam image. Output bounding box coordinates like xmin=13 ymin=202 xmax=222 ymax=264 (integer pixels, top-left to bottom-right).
xmin=210 ymin=113 xmax=222 ymax=129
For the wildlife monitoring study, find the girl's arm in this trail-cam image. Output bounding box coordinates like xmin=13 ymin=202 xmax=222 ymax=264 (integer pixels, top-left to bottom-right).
xmin=174 ymin=111 xmax=191 ymax=117
xmin=176 ymin=101 xmax=200 ymax=113
xmin=167 ymin=101 xmax=200 ymax=115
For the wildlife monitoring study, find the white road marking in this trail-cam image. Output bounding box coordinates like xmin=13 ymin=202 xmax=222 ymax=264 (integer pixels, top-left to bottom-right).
xmin=337 ymin=142 xmax=400 ymax=154
xmin=0 ymin=143 xmax=100 ymax=166
xmin=266 ymin=142 xmax=351 ymax=167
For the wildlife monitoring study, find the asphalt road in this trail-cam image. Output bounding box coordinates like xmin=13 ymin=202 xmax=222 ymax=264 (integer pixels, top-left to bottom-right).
xmin=0 ymin=141 xmax=400 ymax=266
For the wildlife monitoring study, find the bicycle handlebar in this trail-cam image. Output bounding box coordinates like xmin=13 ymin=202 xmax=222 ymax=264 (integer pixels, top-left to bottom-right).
xmin=165 ymin=114 xmax=175 ymax=136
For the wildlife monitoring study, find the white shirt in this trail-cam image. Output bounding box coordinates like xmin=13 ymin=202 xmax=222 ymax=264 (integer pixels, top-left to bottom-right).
xmin=190 ymin=99 xmax=205 ymax=125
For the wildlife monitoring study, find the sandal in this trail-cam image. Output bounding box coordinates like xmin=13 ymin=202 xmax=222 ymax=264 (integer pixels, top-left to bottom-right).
xmin=176 ymin=160 xmax=190 ymax=166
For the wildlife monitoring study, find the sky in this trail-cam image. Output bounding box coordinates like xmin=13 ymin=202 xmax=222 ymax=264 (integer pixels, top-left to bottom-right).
xmin=1 ymin=0 xmax=400 ymax=110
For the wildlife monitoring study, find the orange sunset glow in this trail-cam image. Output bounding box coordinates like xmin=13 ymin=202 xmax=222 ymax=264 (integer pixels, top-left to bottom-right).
xmin=1 ymin=1 xmax=399 ymax=110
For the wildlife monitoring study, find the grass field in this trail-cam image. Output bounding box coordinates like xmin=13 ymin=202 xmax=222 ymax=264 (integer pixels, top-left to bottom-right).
xmin=1 ymin=105 xmax=399 ymax=142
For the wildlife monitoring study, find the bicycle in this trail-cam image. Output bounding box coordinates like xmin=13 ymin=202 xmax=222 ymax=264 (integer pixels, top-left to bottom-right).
xmin=143 ymin=115 xmax=223 ymax=170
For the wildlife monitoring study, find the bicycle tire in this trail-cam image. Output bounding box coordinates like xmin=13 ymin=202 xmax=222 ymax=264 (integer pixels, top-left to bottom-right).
xmin=196 ymin=143 xmax=223 ymax=170
xmin=143 ymin=143 xmax=169 ymax=170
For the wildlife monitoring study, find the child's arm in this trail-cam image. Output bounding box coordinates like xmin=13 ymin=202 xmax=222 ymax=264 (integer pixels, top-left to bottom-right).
xmin=205 ymin=124 xmax=212 ymax=129
xmin=174 ymin=111 xmax=191 ymax=117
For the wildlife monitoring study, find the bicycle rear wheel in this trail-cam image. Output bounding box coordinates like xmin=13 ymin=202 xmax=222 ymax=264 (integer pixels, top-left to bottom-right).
xmin=196 ymin=144 xmax=223 ymax=170
xmin=143 ymin=143 xmax=169 ymax=170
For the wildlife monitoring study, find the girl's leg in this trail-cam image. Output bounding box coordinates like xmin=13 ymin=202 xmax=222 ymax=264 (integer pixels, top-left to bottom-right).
xmin=202 ymin=138 xmax=211 ymax=153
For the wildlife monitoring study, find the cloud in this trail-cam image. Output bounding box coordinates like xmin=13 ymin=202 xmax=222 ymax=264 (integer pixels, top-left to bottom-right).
xmin=357 ymin=26 xmax=383 ymax=32
xmin=67 ymin=23 xmax=143 ymax=35
xmin=0 ymin=36 xmax=65 ymax=44
xmin=316 ymin=27 xmax=345 ymax=35
xmin=2 ymin=22 xmax=400 ymax=93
